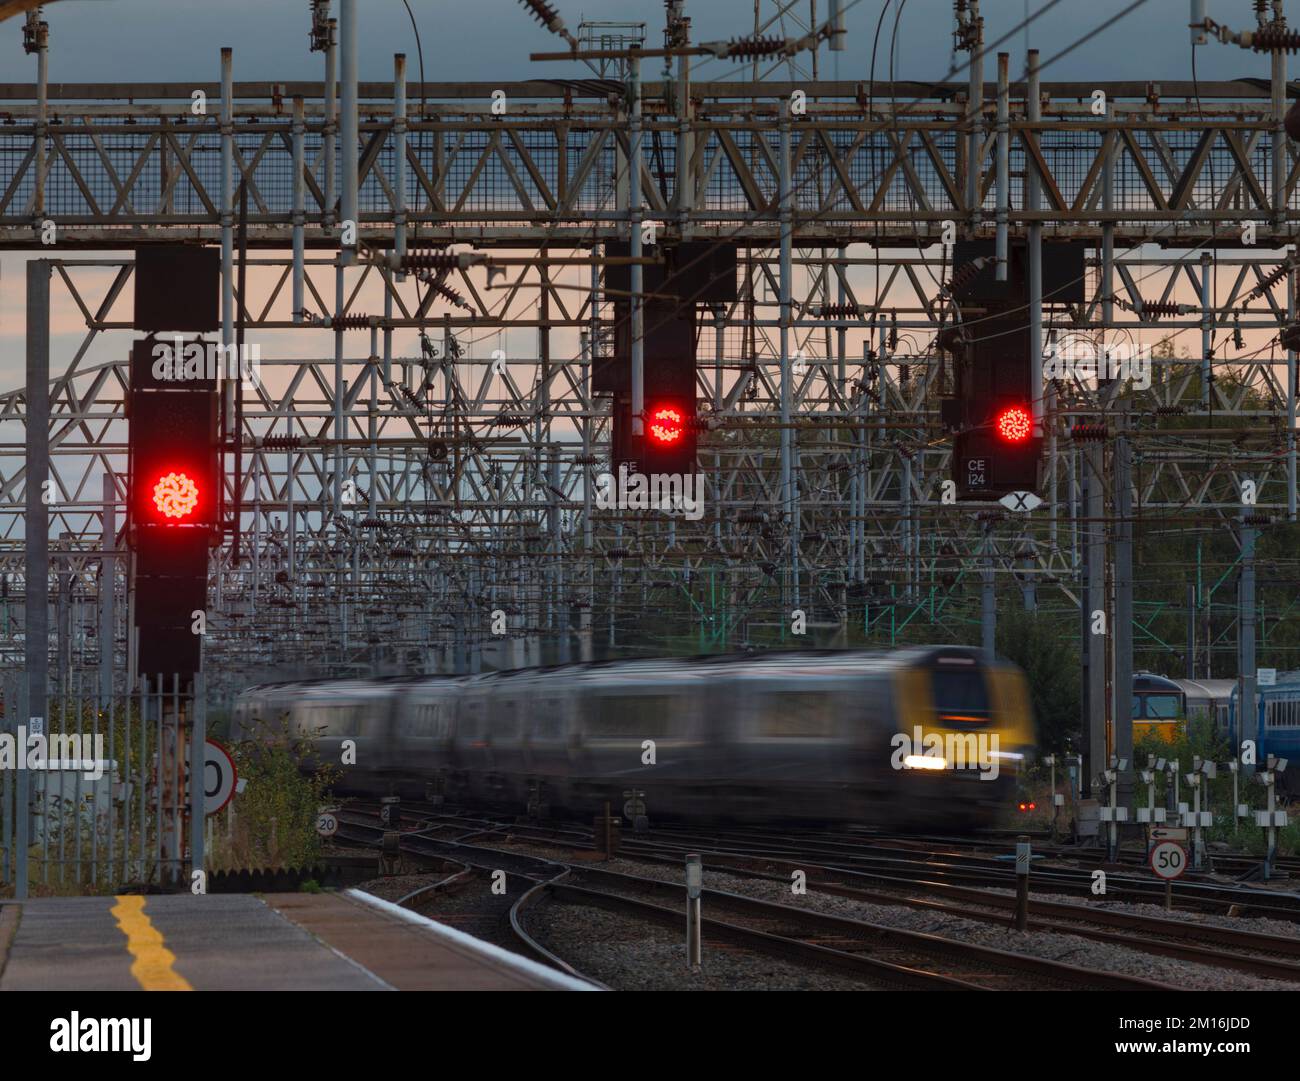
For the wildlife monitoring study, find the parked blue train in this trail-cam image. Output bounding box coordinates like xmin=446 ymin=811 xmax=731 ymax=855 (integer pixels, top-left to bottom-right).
xmin=1132 ymin=671 xmax=1299 ymax=794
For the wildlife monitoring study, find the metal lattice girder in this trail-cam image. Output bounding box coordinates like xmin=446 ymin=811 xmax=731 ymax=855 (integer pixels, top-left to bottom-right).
xmin=2 ymin=76 xmax=1298 ymax=678
xmin=1 ymin=81 xmax=1300 ymax=245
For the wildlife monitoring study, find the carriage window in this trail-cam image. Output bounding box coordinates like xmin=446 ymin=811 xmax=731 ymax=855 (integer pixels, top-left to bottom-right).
xmin=1144 ymin=694 xmax=1182 ymax=719
xmin=491 ymin=699 xmax=520 ymax=738
xmin=301 ymin=704 xmax=357 ymax=735
xmin=1268 ymin=700 xmax=1300 ymax=728
xmin=755 ymin=691 xmax=839 ymax=737
xmin=459 ymin=698 xmax=485 ymax=739
xmin=410 ymin=703 xmax=445 ymax=737
xmin=588 ymin=695 xmax=683 ymax=738
xmin=531 ymin=699 xmax=563 ymax=739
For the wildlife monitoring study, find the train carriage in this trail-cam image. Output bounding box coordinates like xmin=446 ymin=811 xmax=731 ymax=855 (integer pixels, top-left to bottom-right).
xmin=234 ymin=645 xmax=1035 ymax=830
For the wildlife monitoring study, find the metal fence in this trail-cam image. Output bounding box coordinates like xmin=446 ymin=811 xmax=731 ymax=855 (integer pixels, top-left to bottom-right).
xmin=0 ymin=672 xmax=205 ymax=897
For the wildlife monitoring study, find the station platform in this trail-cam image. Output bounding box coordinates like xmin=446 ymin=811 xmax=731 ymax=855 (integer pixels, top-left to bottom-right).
xmin=0 ymin=889 xmax=594 ymax=992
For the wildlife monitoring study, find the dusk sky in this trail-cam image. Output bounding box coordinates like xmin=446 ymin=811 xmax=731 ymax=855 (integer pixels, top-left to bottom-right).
xmin=0 ymin=0 xmax=1290 ymax=390
xmin=0 ymin=1 xmax=1279 ymax=88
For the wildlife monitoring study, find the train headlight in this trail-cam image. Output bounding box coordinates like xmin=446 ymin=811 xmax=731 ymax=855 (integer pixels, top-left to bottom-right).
xmin=903 ymin=754 xmax=948 ymax=771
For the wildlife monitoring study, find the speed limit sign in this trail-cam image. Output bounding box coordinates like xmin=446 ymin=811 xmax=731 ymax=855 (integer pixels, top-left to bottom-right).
xmin=1149 ymin=840 xmax=1187 ymax=880
xmin=315 ymin=809 xmax=339 ymax=838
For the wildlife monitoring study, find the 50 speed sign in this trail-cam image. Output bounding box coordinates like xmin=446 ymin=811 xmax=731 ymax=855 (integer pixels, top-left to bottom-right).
xmin=1149 ymin=840 xmax=1188 ymax=880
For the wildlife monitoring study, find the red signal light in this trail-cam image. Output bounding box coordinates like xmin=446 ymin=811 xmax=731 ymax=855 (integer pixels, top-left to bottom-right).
xmin=995 ymin=405 xmax=1032 ymax=444
xmin=152 ymin=471 xmax=200 ymax=520
xmin=648 ymin=404 xmax=685 ymax=446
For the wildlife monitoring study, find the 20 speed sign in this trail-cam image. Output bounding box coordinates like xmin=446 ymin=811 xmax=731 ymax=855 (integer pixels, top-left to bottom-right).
xmin=1149 ymin=840 xmax=1188 ymax=880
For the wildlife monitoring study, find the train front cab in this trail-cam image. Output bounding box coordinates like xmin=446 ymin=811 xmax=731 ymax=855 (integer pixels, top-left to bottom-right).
xmin=893 ymin=647 xmax=1034 ymax=830
xmin=1131 ymin=673 xmax=1185 ymax=744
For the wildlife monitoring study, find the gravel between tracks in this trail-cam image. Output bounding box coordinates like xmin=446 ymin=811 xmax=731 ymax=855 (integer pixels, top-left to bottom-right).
xmin=479 ymin=840 xmax=1300 ymax=990
xmin=355 ymin=872 xmax=449 ymax=903
xmin=526 ymin=899 xmax=884 ymax=991
xmin=981 ymin=887 xmax=1300 ymax=941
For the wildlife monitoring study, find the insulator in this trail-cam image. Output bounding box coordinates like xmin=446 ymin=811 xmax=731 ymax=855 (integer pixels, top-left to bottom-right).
xmin=262 ymin=435 xmax=303 ymax=450
xmin=1140 ymin=300 xmax=1180 ymax=320
xmin=400 ymin=252 xmax=459 ymax=272
xmin=1247 ymin=260 xmax=1293 ymax=299
xmin=333 ymin=313 xmax=374 ymax=330
xmin=518 ymin=0 xmax=563 ymax=32
xmin=1244 ymin=514 xmax=1273 ymax=527
xmin=606 ymin=547 xmax=630 ymax=559
xmin=815 ymin=303 xmax=863 ymax=319
xmin=399 ymin=386 xmax=424 ymax=405
xmin=1154 ymin=405 xmax=1186 ymax=417
xmin=1069 ymin=423 xmax=1108 ymax=441
xmin=1250 ymin=27 xmax=1300 ymax=53
xmin=944 ymin=260 xmax=984 ymax=296
xmin=432 ymin=281 xmax=471 ymax=309
xmin=359 ymin=517 xmax=385 ymax=529
xmin=724 ymin=34 xmax=787 ymax=59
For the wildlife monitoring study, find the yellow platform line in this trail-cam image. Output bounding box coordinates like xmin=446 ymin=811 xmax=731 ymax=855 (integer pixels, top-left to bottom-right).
xmin=110 ymin=896 xmax=193 ymax=991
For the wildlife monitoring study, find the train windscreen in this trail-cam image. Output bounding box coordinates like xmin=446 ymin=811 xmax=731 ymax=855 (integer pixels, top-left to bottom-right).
xmin=930 ymin=664 xmax=991 ymax=725
xmin=1143 ymin=694 xmax=1183 ymax=719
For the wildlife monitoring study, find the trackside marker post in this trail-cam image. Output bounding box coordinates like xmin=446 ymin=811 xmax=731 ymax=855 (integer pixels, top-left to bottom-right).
xmin=1014 ymin=836 xmax=1030 ymax=930
xmin=686 ymin=853 xmax=702 ymax=970
xmin=1043 ymin=754 xmax=1061 ymax=841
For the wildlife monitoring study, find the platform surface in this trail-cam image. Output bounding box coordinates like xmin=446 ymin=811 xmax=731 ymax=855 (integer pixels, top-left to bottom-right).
xmin=0 ymin=890 xmax=584 ymax=991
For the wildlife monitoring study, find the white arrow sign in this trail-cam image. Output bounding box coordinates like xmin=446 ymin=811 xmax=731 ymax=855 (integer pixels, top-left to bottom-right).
xmin=999 ymin=490 xmax=1043 ymax=512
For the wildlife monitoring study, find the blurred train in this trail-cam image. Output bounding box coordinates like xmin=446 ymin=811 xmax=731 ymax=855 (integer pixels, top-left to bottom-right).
xmin=1132 ymin=671 xmax=1299 ymax=794
xmin=232 ymin=646 xmax=1036 ymax=830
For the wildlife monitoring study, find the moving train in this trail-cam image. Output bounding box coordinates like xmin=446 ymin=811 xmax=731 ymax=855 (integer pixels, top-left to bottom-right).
xmin=232 ymin=646 xmax=1036 ymax=830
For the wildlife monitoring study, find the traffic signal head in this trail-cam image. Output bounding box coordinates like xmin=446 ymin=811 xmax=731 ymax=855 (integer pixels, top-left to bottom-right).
xmin=949 ymin=301 xmax=1042 ymax=499
xmin=128 ymin=380 xmax=219 ymax=529
xmin=640 ymin=398 xmax=696 ymax=475
xmin=647 ymin=403 xmax=686 ymax=448
xmin=994 ymin=404 xmax=1032 ymax=445
xmin=151 ymin=471 xmax=201 ymax=520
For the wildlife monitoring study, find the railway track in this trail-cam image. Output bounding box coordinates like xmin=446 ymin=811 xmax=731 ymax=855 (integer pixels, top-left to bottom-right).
xmin=554 ymin=864 xmax=1176 ymax=991
xmin=512 ymin=873 xmax=973 ymax=990
xmin=362 ymin=800 xmax=1300 ymax=921
xmin=337 ymin=805 xmax=1192 ymax=990
xmin=635 ymin=852 xmax=1300 ymax=984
